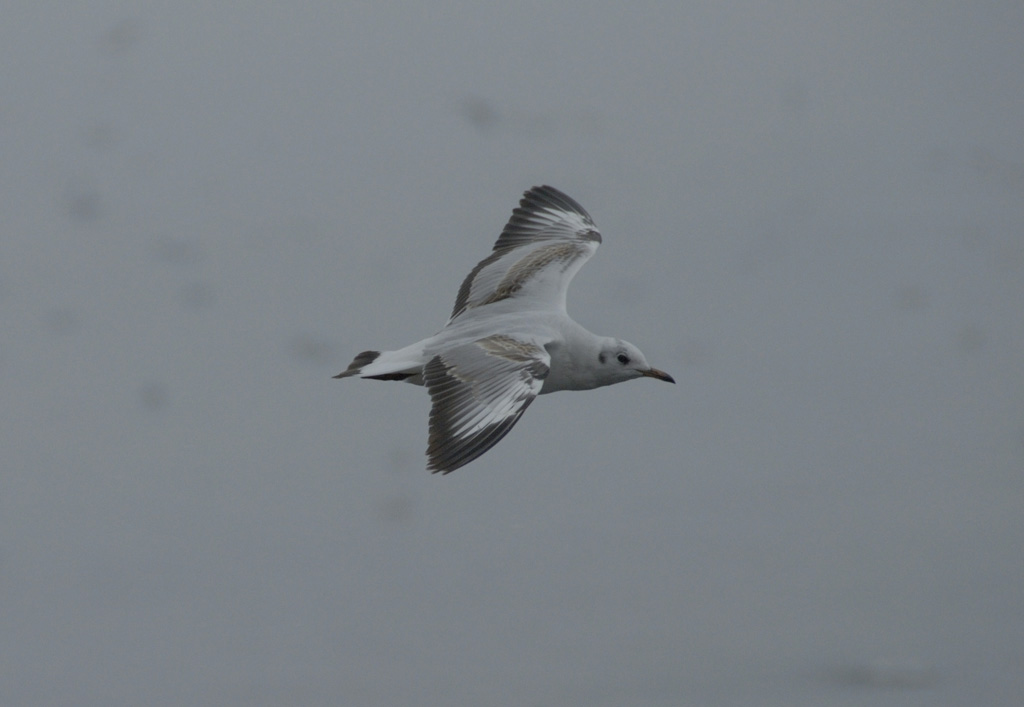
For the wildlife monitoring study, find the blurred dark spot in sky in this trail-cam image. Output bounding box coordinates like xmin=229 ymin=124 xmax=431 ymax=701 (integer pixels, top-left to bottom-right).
xmin=288 ymin=333 xmax=337 ymax=365
xmin=968 ymin=147 xmax=1024 ymax=190
xmin=892 ymin=285 xmax=929 ymax=311
xmin=376 ymin=492 xmax=416 ymax=525
xmin=99 ymin=18 xmax=141 ymax=55
xmin=460 ymin=95 xmax=501 ymax=133
xmin=138 ymin=381 xmax=169 ymax=412
xmin=820 ymin=661 xmax=940 ymax=691
xmin=64 ymin=182 xmax=104 ymax=224
xmin=457 ymin=95 xmax=598 ymax=138
xmin=154 ymin=239 xmax=204 ymax=268
xmin=177 ymin=281 xmax=216 ymax=310
xmin=81 ymin=122 xmax=121 ymax=152
xmin=955 ymin=322 xmax=986 ymax=355
xmin=44 ymin=308 xmax=81 ymax=335
xmin=779 ymin=79 xmax=811 ymax=113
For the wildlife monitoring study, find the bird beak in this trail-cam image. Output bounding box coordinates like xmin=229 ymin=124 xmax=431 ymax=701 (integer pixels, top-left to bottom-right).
xmin=641 ymin=367 xmax=675 ymax=384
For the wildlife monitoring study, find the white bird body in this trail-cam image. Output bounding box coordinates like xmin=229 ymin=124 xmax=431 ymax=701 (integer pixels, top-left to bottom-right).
xmin=350 ymin=311 xmax=629 ymax=393
xmin=336 ymin=186 xmax=674 ymax=473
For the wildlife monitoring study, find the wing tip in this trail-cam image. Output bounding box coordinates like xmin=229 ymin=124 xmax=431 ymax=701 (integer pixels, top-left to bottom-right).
xmin=520 ymin=185 xmax=592 ymax=222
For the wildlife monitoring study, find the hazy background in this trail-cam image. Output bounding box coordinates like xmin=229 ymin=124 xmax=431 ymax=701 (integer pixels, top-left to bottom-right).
xmin=2 ymin=2 xmax=1022 ymax=705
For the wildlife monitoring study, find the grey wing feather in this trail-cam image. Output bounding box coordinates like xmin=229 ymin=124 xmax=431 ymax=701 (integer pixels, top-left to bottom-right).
xmin=424 ymin=336 xmax=549 ymax=473
xmin=493 ymin=185 xmax=601 ymax=251
xmin=450 ymin=185 xmax=602 ymax=320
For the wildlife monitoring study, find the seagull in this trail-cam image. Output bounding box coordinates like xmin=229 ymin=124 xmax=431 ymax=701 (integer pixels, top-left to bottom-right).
xmin=335 ymin=185 xmax=674 ymax=473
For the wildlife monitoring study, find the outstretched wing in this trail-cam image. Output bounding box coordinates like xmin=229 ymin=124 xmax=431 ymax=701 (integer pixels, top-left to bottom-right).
xmin=449 ymin=185 xmax=601 ymax=321
xmin=423 ymin=335 xmax=550 ymax=473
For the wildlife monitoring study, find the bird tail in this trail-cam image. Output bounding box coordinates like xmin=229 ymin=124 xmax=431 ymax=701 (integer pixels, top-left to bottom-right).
xmin=333 ymin=347 xmax=424 ymax=383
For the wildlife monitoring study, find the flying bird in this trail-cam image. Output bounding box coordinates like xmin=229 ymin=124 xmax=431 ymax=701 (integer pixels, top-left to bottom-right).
xmin=335 ymin=185 xmax=674 ymax=473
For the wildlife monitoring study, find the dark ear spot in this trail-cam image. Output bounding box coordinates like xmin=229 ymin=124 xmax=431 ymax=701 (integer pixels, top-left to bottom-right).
xmin=598 ymin=352 xmax=606 ymax=364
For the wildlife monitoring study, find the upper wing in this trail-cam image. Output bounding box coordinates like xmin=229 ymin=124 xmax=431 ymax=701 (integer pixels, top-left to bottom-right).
xmin=423 ymin=335 xmax=550 ymax=473
xmin=449 ymin=185 xmax=601 ymax=321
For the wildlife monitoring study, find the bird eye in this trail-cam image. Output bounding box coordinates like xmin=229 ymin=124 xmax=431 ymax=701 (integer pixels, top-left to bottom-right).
xmin=616 ymin=353 xmax=630 ymax=365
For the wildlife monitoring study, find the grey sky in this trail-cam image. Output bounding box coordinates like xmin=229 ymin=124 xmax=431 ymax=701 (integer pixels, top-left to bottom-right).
xmin=2 ymin=2 xmax=1022 ymax=705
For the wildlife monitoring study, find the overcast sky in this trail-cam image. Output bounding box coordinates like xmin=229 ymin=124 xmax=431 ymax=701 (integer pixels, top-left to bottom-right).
xmin=2 ymin=2 xmax=1022 ymax=705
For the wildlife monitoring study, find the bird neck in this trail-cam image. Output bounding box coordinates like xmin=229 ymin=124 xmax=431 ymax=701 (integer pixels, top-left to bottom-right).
xmin=541 ymin=330 xmax=611 ymax=393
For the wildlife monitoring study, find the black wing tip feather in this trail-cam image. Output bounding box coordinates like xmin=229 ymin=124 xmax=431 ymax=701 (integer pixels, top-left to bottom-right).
xmin=427 ymin=405 xmax=532 ymax=473
xmin=521 ymin=185 xmax=590 ymax=219
xmin=427 ymin=413 xmax=524 ymax=474
xmin=499 ymin=185 xmax=600 ymax=250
